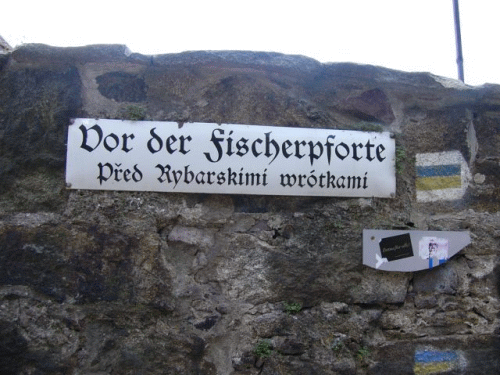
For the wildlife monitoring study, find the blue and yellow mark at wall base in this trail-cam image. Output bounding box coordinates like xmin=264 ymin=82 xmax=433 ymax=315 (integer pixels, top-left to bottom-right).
xmin=414 ymin=350 xmax=461 ymax=374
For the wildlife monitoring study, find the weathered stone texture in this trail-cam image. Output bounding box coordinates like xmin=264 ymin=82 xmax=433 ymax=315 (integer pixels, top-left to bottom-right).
xmin=1 ymin=44 xmax=500 ymax=373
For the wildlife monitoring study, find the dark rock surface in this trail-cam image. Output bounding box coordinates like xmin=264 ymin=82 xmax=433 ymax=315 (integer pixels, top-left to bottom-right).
xmin=1 ymin=44 xmax=500 ymax=374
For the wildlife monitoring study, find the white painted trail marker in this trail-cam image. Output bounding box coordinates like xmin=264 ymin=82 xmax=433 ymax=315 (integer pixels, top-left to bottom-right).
xmin=416 ymin=151 xmax=471 ymax=202
xmin=66 ymin=119 xmax=396 ymax=197
xmin=363 ymin=230 xmax=470 ymax=272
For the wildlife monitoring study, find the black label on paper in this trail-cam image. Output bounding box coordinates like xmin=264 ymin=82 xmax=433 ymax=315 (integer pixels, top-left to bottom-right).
xmin=379 ymin=233 xmax=413 ymax=261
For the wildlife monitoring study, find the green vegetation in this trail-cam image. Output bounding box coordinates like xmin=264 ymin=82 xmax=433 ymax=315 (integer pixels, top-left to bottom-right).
xmin=353 ymin=121 xmax=384 ymax=133
xmin=283 ymin=301 xmax=302 ymax=315
xmin=331 ymin=339 xmax=344 ymax=352
xmin=356 ymin=346 xmax=370 ymax=360
xmin=328 ymin=220 xmax=344 ymax=230
xmin=253 ymin=340 xmax=272 ymax=358
xmin=395 ymin=145 xmax=406 ymax=175
xmin=125 ymin=105 xmax=146 ymax=121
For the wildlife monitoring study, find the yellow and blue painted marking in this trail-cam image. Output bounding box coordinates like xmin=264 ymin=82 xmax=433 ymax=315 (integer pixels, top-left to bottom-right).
xmin=414 ymin=350 xmax=460 ymax=374
xmin=415 ymin=151 xmax=470 ymax=202
xmin=416 ymin=164 xmax=462 ymax=191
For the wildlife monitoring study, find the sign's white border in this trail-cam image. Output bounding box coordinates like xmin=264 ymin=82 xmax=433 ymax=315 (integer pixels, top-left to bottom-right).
xmin=66 ymin=119 xmax=396 ymax=197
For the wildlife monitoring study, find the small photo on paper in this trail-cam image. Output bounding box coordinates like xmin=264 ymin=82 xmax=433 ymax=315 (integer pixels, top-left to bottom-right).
xmin=418 ymin=237 xmax=449 ymax=260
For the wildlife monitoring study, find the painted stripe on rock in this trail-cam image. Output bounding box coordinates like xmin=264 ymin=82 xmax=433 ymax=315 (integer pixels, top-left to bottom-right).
xmin=416 ymin=164 xmax=461 ymax=177
xmin=416 ymin=175 xmax=462 ymax=190
xmin=414 ymin=362 xmax=452 ymax=374
xmin=414 ymin=350 xmax=459 ymax=363
xmin=416 ymin=151 xmax=464 ymax=166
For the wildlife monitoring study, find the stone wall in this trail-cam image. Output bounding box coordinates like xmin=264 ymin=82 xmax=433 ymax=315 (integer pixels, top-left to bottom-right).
xmin=1 ymin=44 xmax=500 ymax=374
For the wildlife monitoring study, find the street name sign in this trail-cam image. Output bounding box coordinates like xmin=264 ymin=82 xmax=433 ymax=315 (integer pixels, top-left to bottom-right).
xmin=66 ymin=119 xmax=396 ymax=197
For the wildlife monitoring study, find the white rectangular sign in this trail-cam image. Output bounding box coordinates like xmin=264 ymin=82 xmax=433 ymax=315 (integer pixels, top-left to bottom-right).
xmin=66 ymin=119 xmax=396 ymax=197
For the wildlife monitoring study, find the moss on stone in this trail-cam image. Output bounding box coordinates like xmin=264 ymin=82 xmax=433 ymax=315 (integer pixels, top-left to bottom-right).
xmin=0 ymin=167 xmax=68 ymax=212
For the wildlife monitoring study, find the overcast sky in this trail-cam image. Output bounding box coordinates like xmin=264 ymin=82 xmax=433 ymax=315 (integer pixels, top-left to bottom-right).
xmin=2 ymin=1 xmax=499 ymax=86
